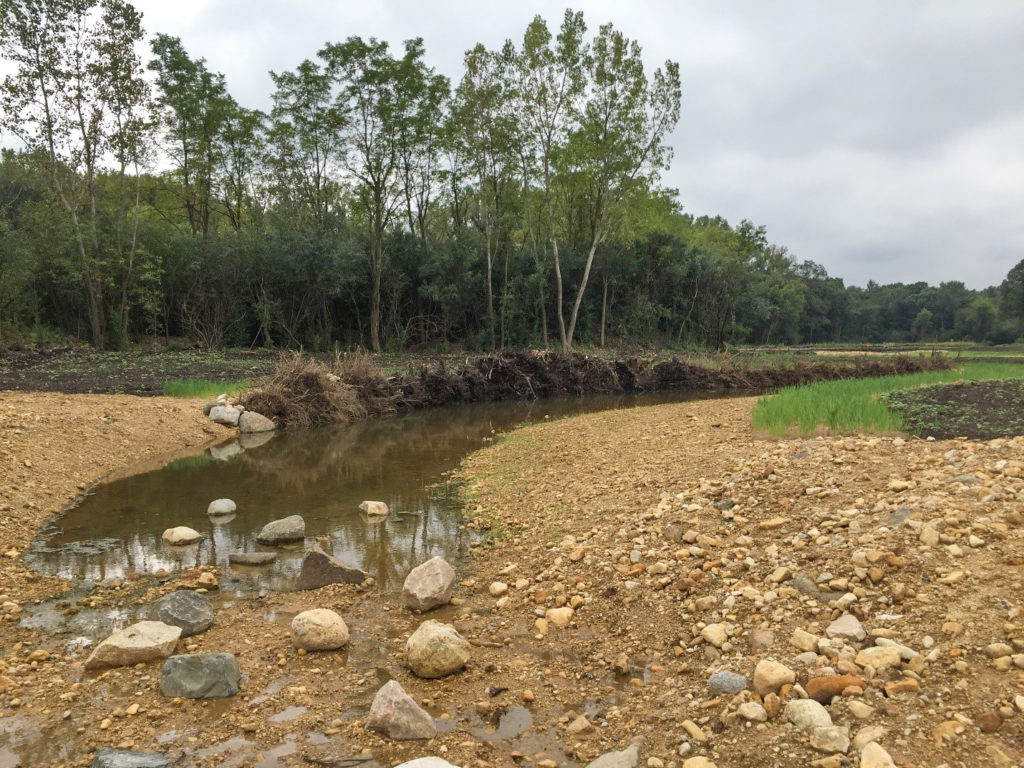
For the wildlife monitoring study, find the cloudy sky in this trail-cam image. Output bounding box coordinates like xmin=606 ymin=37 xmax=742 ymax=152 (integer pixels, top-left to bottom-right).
xmin=117 ymin=2 xmax=1024 ymax=287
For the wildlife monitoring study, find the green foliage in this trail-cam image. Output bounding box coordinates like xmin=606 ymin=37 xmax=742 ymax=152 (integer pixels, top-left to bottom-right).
xmin=752 ymin=362 xmax=1024 ymax=436
xmin=161 ymin=378 xmax=251 ymax=399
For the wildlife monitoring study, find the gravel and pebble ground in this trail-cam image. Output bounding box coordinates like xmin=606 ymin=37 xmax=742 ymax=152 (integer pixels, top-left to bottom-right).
xmin=0 ymin=392 xmax=1021 ymax=767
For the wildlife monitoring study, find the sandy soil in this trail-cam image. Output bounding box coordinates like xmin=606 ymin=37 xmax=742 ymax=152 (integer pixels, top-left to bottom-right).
xmin=0 ymin=392 xmax=1021 ymax=768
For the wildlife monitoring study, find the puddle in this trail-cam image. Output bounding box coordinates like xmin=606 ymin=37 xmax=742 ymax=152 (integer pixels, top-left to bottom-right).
xmin=267 ymin=706 xmax=307 ymax=724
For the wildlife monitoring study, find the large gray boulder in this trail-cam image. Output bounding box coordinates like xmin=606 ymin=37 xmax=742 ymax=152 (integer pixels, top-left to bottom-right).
xmin=90 ymin=748 xmax=170 ymax=768
xmin=85 ymin=621 xmax=181 ymax=670
xmin=160 ymin=653 xmax=240 ymax=699
xmin=209 ymin=405 xmax=241 ymax=426
xmin=295 ymin=542 xmax=366 ymax=590
xmin=238 ymin=411 xmax=276 ymax=433
xmin=290 ymin=608 xmax=349 ymax=651
xmin=256 ymin=515 xmax=305 ymax=545
xmin=365 ymin=679 xmax=437 ymax=740
xmin=405 ymin=620 xmax=470 ymax=678
xmin=402 ymin=556 xmax=456 ymax=612
xmin=150 ymin=590 xmax=214 ymax=637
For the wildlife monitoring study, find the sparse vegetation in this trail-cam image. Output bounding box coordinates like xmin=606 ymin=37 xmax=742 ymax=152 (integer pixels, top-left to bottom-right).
xmin=161 ymin=378 xmax=251 ymax=399
xmin=752 ymin=362 xmax=1024 ymax=436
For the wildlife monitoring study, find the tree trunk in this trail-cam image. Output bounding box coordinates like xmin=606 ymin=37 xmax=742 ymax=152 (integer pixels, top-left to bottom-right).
xmin=565 ymin=235 xmax=601 ymax=352
xmin=369 ymin=239 xmax=383 ymax=352
xmin=600 ymin=276 xmax=608 ymax=347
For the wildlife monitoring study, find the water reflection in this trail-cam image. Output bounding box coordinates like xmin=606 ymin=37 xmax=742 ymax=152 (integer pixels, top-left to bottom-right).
xmin=27 ymin=390 xmax=738 ymax=593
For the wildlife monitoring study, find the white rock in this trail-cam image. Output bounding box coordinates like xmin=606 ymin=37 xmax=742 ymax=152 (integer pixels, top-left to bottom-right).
xmin=791 ymin=628 xmax=820 ymax=652
xmin=852 ymin=725 xmax=887 ymax=751
xmin=737 ymin=701 xmax=767 ymax=722
xmin=785 ymin=698 xmax=833 ymax=733
xmin=489 ymin=581 xmax=508 ymax=597
xmin=359 ymin=500 xmax=389 ymax=516
xmin=753 ymin=659 xmax=795 ymax=696
xmin=701 ymin=622 xmax=729 ymax=648
xmin=402 ymin=557 xmax=456 ymax=612
xmin=85 ymin=621 xmax=181 ymax=669
xmin=405 ymin=620 xmax=470 ymax=678
xmin=207 ymin=499 xmax=236 ymax=516
xmin=810 ymin=725 xmax=850 ymax=753
xmin=855 ymin=646 xmax=902 ymax=671
xmin=209 ymin=405 xmax=240 ymax=426
xmin=826 ymin=613 xmax=866 ymax=643
xmin=162 ymin=526 xmax=202 ymax=545
xmin=860 ymin=742 xmax=897 ymax=768
xmin=290 ymin=609 xmax=349 ymax=651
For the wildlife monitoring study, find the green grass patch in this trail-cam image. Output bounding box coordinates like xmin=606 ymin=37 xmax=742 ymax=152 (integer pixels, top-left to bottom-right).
xmin=752 ymin=362 xmax=1024 ymax=437
xmin=162 ymin=378 xmax=251 ymax=399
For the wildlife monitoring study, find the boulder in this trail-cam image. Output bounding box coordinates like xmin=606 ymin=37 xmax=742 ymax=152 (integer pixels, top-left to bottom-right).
xmin=160 ymin=653 xmax=240 ymax=698
xmin=229 ymin=551 xmax=277 ymax=566
xmin=209 ymin=405 xmax=240 ymax=426
xmin=161 ymin=526 xmax=202 ymax=545
xmin=585 ymin=744 xmax=641 ymax=768
xmin=294 ymin=543 xmax=366 ymax=590
xmin=85 ymin=621 xmax=181 ymax=670
xmin=202 ymin=402 xmax=219 ymax=417
xmin=365 ymin=679 xmax=437 ymax=740
xmin=149 ymin=590 xmax=214 ymax=637
xmin=256 ymin=515 xmax=305 ymax=544
xmin=359 ymin=500 xmax=389 ymax=516
xmin=238 ymin=411 xmax=276 ymax=433
xmin=206 ymin=498 xmax=236 ymax=516
xmin=402 ymin=556 xmax=456 ymax=611
xmin=90 ymin=748 xmax=170 ymax=768
xmin=291 ymin=608 xmax=349 ymax=651
xmin=405 ymin=620 xmax=470 ymax=678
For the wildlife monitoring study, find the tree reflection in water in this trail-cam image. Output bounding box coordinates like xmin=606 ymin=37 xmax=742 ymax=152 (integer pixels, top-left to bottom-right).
xmin=27 ymin=390 xmax=723 ymax=592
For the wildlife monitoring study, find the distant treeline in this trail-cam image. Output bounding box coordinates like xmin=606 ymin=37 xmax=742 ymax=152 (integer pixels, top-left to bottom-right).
xmin=1 ymin=1 xmax=1022 ymax=352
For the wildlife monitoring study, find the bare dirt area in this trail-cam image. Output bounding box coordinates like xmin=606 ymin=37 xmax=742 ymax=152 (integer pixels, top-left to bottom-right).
xmin=0 ymin=393 xmax=1021 ymax=768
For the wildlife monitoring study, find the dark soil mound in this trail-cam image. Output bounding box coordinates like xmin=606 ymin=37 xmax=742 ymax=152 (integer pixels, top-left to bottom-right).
xmin=882 ymin=378 xmax=1024 ymax=439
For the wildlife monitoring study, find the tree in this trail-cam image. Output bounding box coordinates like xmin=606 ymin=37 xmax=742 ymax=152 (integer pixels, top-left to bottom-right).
xmin=955 ymin=295 xmax=997 ymax=341
xmin=911 ymin=307 xmax=933 ymax=340
xmin=998 ymin=258 xmax=1024 ymax=335
xmin=1 ymin=0 xmax=149 ymax=347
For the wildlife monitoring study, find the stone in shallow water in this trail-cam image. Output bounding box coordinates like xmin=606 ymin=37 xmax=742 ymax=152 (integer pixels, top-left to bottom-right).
xmin=359 ymin=500 xmax=389 ymax=516
xmin=162 ymin=526 xmax=202 ymax=545
xmin=90 ymin=748 xmax=170 ymax=768
xmin=160 ymin=653 xmax=241 ymax=699
xmin=229 ymin=551 xmax=277 ymax=566
xmin=402 ymin=556 xmax=456 ymax=611
xmin=238 ymin=411 xmax=275 ymax=433
xmin=255 ymin=515 xmax=305 ymax=544
xmin=365 ymin=679 xmax=437 ymax=740
xmin=294 ymin=543 xmax=365 ymax=590
xmin=206 ymin=498 xmax=236 ymax=516
xmin=85 ymin=621 xmax=181 ymax=670
xmin=150 ymin=590 xmax=214 ymax=637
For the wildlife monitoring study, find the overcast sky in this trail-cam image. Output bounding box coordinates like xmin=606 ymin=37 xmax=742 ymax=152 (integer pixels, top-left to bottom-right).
xmin=69 ymin=2 xmax=1024 ymax=287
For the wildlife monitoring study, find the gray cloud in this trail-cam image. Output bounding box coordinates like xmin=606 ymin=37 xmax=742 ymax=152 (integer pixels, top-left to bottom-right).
xmin=123 ymin=1 xmax=1024 ymax=287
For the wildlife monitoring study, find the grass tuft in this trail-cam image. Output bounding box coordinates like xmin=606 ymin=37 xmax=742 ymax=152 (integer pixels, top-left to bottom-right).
xmin=752 ymin=362 xmax=1024 ymax=437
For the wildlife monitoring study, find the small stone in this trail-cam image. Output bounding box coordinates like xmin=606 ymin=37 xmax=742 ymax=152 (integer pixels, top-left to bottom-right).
xmin=489 ymin=581 xmax=508 ymax=597
xmin=847 ymin=701 xmax=875 ymax=720
xmin=859 ymin=742 xmax=897 ymax=768
xmin=826 ymin=613 xmax=866 ymax=643
xmin=708 ymin=670 xmax=748 ymax=695
xmin=290 ymin=609 xmax=349 ymax=651
xmin=359 ymin=500 xmax=389 ymax=516
xmin=985 ymin=642 xmax=1013 ymax=658
xmin=883 ymin=678 xmax=920 ymax=696
xmin=855 ymin=646 xmax=901 ymax=671
xmin=810 ymin=725 xmax=850 ymax=754
xmin=585 ymin=745 xmax=641 ymax=768
xmin=806 ymin=675 xmax=863 ymax=704
xmin=974 ymin=711 xmax=1002 ymax=733
xmin=405 ymin=620 xmax=470 ymax=678
xmin=785 ymin=699 xmax=833 ymax=733
xmin=294 ymin=543 xmax=365 ymax=590
xmin=753 ymin=659 xmax=795 ymax=696
xmin=700 ymin=622 xmax=729 ymax=648
xmin=852 ymin=726 xmax=887 ymax=751
xmin=567 ymin=714 xmax=593 ymax=734
xmin=365 ymin=680 xmax=436 ymax=740
xmin=545 ymin=606 xmax=574 ymax=627
xmin=159 ymin=653 xmax=240 ymax=699
xmin=681 ymin=719 xmax=707 ymax=742
xmin=206 ymin=499 xmax=236 ymax=516
xmin=402 ymin=557 xmax=456 ymax=611
xmin=161 ymin=526 xmax=202 ymax=546
xmin=149 ymin=590 xmax=214 ymax=637
xmin=682 ymin=760 xmax=717 ymax=768
xmin=255 ymin=515 xmax=305 ymax=544
xmin=737 ymin=701 xmax=767 ymax=722
xmin=85 ymin=622 xmax=181 ymax=670
xmin=791 ymin=628 xmax=819 ymax=652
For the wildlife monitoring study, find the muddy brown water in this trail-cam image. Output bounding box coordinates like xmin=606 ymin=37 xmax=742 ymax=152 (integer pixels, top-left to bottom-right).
xmin=27 ymin=390 xmax=742 ymax=597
